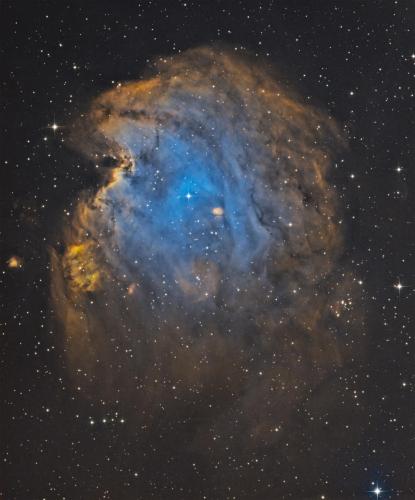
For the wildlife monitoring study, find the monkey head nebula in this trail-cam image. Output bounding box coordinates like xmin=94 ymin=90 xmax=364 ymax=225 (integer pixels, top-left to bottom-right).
xmin=51 ymin=47 xmax=362 ymax=451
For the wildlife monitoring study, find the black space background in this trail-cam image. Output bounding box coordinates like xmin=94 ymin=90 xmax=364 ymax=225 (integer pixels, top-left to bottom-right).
xmin=1 ymin=1 xmax=414 ymax=499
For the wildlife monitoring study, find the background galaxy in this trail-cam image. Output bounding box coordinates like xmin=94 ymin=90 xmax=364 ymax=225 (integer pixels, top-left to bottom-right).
xmin=2 ymin=2 xmax=415 ymax=500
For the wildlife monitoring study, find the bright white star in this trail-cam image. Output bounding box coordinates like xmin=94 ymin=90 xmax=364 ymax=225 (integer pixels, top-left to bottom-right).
xmin=372 ymin=485 xmax=382 ymax=497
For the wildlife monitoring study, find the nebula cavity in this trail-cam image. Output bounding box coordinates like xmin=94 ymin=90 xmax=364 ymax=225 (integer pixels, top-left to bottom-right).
xmin=51 ymin=47 xmax=361 ymax=438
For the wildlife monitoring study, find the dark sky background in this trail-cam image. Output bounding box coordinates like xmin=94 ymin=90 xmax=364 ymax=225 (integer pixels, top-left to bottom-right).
xmin=1 ymin=1 xmax=414 ymax=499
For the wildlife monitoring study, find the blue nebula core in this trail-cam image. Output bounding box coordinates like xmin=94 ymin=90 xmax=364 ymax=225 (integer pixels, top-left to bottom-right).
xmin=107 ymin=127 xmax=271 ymax=296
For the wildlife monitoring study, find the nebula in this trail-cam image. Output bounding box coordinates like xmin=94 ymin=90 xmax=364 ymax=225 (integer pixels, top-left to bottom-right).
xmin=51 ymin=46 xmax=361 ymax=450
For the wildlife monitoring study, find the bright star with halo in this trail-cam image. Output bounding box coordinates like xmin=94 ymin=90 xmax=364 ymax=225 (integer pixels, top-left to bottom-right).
xmin=372 ymin=485 xmax=382 ymax=498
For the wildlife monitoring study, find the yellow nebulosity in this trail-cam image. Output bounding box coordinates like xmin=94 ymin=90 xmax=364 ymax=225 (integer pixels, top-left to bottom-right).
xmin=7 ymin=255 xmax=23 ymax=268
xmin=63 ymin=241 xmax=102 ymax=293
xmin=211 ymin=206 xmax=224 ymax=216
xmin=128 ymin=76 xmax=160 ymax=95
